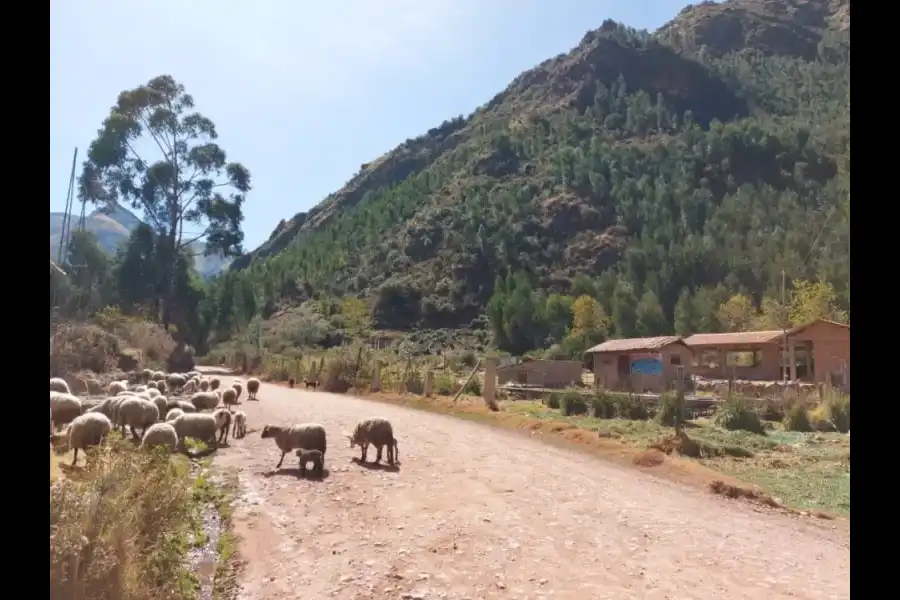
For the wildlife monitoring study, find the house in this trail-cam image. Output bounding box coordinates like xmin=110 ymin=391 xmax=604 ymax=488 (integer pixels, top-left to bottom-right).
xmin=585 ymin=336 xmax=693 ymax=393
xmin=684 ymin=319 xmax=850 ymax=388
xmin=496 ymin=359 xmax=584 ymax=389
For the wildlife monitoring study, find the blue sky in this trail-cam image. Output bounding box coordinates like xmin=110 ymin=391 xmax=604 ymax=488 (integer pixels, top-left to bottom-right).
xmin=50 ymin=0 xmax=689 ymax=250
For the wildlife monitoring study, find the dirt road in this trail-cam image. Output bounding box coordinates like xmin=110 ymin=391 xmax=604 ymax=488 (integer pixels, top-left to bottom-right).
xmin=212 ymin=378 xmax=849 ymax=600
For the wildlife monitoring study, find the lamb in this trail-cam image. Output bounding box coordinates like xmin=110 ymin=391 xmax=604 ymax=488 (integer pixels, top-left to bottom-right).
xmin=261 ymin=423 xmax=327 ymax=469
xmin=166 ymin=374 xmax=186 ymax=390
xmin=199 ymin=379 xmax=210 ymax=392
xmin=116 ymin=397 xmax=160 ymax=440
xmin=210 ymin=378 xmax=221 ymax=391
xmin=232 ymin=411 xmax=247 ymax=439
xmin=246 ymin=377 xmax=261 ymax=400
xmin=232 ymin=381 xmax=243 ymax=402
xmin=50 ymin=392 xmax=83 ymax=430
xmin=212 ymin=408 xmax=232 ymax=444
xmin=50 ymin=378 xmax=71 ymax=394
xmin=171 ymin=411 xmax=229 ymax=450
xmin=221 ymin=388 xmax=238 ymax=411
xmin=348 ymin=417 xmax=398 ymax=465
xmin=166 ymin=408 xmax=185 ymax=422
xmin=108 ymin=381 xmax=128 ymax=396
xmin=295 ymin=448 xmax=324 ymax=478
xmin=61 ymin=412 xmax=112 ymax=466
xmin=190 ymin=391 xmax=220 ymax=412
xmin=141 ymin=422 xmax=179 ymax=452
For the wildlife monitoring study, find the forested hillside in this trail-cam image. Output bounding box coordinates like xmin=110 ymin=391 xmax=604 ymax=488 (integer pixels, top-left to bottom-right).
xmin=211 ymin=0 xmax=850 ymax=356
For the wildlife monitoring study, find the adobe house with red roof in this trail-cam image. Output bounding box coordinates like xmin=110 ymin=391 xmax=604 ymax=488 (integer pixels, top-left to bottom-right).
xmin=585 ymin=336 xmax=693 ymax=393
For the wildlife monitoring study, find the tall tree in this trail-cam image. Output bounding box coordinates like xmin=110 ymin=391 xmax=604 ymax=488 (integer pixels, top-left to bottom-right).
xmin=78 ymin=75 xmax=251 ymax=330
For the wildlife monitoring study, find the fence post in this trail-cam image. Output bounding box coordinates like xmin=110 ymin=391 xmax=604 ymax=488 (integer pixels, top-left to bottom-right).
xmin=371 ymin=360 xmax=382 ymax=393
xmin=483 ymin=358 xmax=497 ymax=405
xmin=424 ymin=371 xmax=434 ymax=397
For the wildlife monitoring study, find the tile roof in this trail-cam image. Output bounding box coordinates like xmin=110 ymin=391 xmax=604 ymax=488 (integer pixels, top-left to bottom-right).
xmin=684 ymin=330 xmax=784 ymax=347
xmin=586 ymin=336 xmax=684 ymax=353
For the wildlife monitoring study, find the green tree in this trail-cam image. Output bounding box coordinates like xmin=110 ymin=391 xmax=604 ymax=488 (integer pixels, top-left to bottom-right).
xmin=635 ymin=289 xmax=668 ymax=336
xmin=341 ymin=297 xmax=373 ymax=338
xmin=611 ymin=279 xmax=638 ymax=337
xmin=78 ymin=75 xmax=251 ymax=331
xmin=788 ymin=279 xmax=848 ymax=326
xmin=673 ymin=289 xmax=695 ymax=336
xmin=115 ymin=224 xmax=159 ymax=315
xmin=571 ymin=295 xmax=610 ymax=335
xmin=716 ymin=293 xmax=757 ymax=332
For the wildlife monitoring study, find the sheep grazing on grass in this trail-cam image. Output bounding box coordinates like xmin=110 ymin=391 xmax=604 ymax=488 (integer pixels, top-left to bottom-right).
xmin=116 ymin=398 xmax=160 ymax=440
xmin=348 ymin=418 xmax=399 ymax=465
xmin=166 ymin=373 xmax=186 ymax=390
xmin=296 ymin=448 xmax=324 ymax=478
xmin=246 ymin=378 xmax=260 ymax=400
xmin=50 ymin=378 xmax=71 ymax=394
xmin=87 ymin=396 xmax=124 ymax=422
xmin=141 ymin=422 xmax=179 ymax=452
xmin=166 ymin=408 xmax=185 ymax=422
xmin=261 ymin=423 xmax=327 ymax=470
xmin=210 ymin=378 xmax=221 ymax=391
xmin=232 ymin=381 xmax=244 ymax=402
xmin=108 ymin=381 xmax=128 ymax=396
xmin=221 ymin=388 xmax=238 ymax=411
xmin=50 ymin=392 xmax=83 ymax=430
xmin=171 ymin=411 xmax=230 ymax=451
xmin=60 ymin=412 xmax=113 ymax=466
xmin=232 ymin=411 xmax=247 ymax=439
xmin=190 ymin=391 xmax=220 ymax=412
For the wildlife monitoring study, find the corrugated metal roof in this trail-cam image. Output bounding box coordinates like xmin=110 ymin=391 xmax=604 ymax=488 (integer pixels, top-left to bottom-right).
xmin=586 ymin=336 xmax=684 ymax=353
xmin=684 ymin=330 xmax=784 ymax=347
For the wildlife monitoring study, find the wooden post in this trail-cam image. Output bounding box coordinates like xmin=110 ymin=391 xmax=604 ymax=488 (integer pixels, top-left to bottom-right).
xmin=483 ymin=358 xmax=498 ymax=406
xmin=674 ymin=365 xmax=685 ymax=436
xmin=453 ymin=360 xmax=482 ymax=403
xmin=371 ymin=360 xmax=382 ymax=392
xmin=424 ymin=371 xmax=434 ymax=397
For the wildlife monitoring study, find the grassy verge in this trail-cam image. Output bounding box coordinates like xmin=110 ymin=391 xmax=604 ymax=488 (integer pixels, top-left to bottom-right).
xmin=355 ymin=391 xmax=849 ymax=517
xmin=49 ymin=436 xmax=243 ymax=600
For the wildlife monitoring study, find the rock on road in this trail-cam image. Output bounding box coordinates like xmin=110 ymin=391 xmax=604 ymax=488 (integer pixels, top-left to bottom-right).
xmin=210 ymin=377 xmax=849 ymax=600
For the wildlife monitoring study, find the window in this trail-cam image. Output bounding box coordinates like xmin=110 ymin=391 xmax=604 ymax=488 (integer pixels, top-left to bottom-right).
xmin=670 ymin=354 xmax=682 ymax=365
xmin=726 ymin=350 xmax=762 ymax=368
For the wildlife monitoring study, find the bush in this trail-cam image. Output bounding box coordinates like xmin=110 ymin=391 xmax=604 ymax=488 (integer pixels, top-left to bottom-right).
xmin=590 ymin=391 xmax=617 ymax=419
xmin=51 ymin=324 xmax=121 ymax=376
xmin=655 ymin=391 xmax=685 ymax=427
xmin=322 ymin=355 xmax=355 ymax=393
xmin=616 ymin=394 xmax=649 ymax=420
xmin=547 ymin=393 xmax=562 ymax=409
xmin=50 ymin=443 xmax=199 ymax=600
xmin=714 ymin=395 xmax=766 ymax=434
xmin=783 ymin=402 xmax=812 ymax=432
xmin=814 ymin=388 xmax=850 ymax=433
xmin=434 ymin=374 xmax=456 ymax=396
xmin=462 ymin=376 xmax=481 ymax=396
xmin=560 ymin=391 xmax=589 ymax=416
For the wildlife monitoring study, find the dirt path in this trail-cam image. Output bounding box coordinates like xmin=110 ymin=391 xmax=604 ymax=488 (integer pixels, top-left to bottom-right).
xmin=211 ymin=378 xmax=849 ymax=600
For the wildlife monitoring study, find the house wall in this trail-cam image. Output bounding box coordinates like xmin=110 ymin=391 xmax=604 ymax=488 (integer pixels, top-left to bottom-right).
xmin=691 ymin=345 xmax=782 ymax=380
xmin=497 ymin=360 xmax=583 ymax=388
xmin=790 ymin=322 xmax=851 ymax=387
xmin=592 ymin=346 xmax=693 ymax=393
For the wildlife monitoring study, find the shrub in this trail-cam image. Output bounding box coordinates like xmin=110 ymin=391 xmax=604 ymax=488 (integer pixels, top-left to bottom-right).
xmin=616 ymin=394 xmax=649 ymax=420
xmin=783 ymin=402 xmax=812 ymax=432
xmin=462 ymin=376 xmax=481 ymax=396
xmin=322 ymin=355 xmax=355 ymax=393
xmin=434 ymin=374 xmax=456 ymax=396
xmin=51 ymin=324 xmax=121 ymax=376
xmin=50 ymin=443 xmax=199 ymax=600
xmin=819 ymin=388 xmax=850 ymax=433
xmin=560 ymin=391 xmax=589 ymax=416
xmin=655 ymin=391 xmax=685 ymax=427
xmin=590 ymin=391 xmax=617 ymax=419
xmin=714 ymin=395 xmax=766 ymax=434
xmin=547 ymin=393 xmax=562 ymax=409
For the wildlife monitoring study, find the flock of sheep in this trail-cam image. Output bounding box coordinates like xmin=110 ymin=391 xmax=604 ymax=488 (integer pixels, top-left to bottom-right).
xmin=49 ymin=369 xmax=401 ymax=478
xmin=50 ymin=369 xmax=260 ymax=465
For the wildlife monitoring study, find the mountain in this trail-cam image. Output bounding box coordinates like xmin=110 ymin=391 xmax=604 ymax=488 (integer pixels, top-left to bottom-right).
xmin=224 ymin=0 xmax=849 ymax=338
xmin=50 ymin=204 xmax=232 ymax=279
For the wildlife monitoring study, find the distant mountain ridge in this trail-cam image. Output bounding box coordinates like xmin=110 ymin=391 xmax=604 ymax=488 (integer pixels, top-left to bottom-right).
xmin=49 ymin=204 xmax=231 ymax=278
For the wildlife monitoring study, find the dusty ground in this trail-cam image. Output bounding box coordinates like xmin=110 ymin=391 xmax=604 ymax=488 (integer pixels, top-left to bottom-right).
xmin=211 ymin=377 xmax=849 ymax=600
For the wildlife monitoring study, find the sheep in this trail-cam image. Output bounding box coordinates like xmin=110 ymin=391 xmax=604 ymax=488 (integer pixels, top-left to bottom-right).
xmin=146 ymin=388 xmax=161 ymax=399
xmin=295 ymin=448 xmax=324 ymax=478
xmin=140 ymin=368 xmax=153 ymax=382
xmin=116 ymin=398 xmax=160 ymax=440
xmin=147 ymin=381 xmax=159 ymax=390
xmin=61 ymin=412 xmax=112 ymax=466
xmin=199 ymin=379 xmax=210 ymax=392
xmin=221 ymin=388 xmax=238 ymax=411
xmin=50 ymin=392 xmax=83 ymax=430
xmin=246 ymin=377 xmax=261 ymax=400
xmin=166 ymin=408 xmax=185 ymax=422
xmin=171 ymin=411 xmax=229 ymax=450
xmin=190 ymin=391 xmax=220 ymax=412
xmin=210 ymin=378 xmax=221 ymax=391
xmin=232 ymin=381 xmax=244 ymax=402
xmin=182 ymin=380 xmax=197 ymax=395
xmin=232 ymin=411 xmax=247 ymax=439
xmin=187 ymin=370 xmax=201 ymax=379
xmin=157 ymin=380 xmax=168 ymax=395
xmin=87 ymin=396 xmax=125 ymax=422
xmin=152 ymin=371 xmax=166 ymax=382
xmin=108 ymin=381 xmax=128 ymax=396
xmin=50 ymin=378 xmax=71 ymax=394
xmin=134 ymin=384 xmax=148 ymax=393
xmin=141 ymin=422 xmax=179 ymax=452
xmin=168 ymin=399 xmax=196 ymax=413
xmin=166 ymin=374 xmax=186 ymax=390
xmin=348 ymin=418 xmax=398 ymax=465
xmin=212 ymin=408 xmax=232 ymax=444
xmin=151 ymin=395 xmax=168 ymax=419
xmin=261 ymin=424 xmax=326 ymax=470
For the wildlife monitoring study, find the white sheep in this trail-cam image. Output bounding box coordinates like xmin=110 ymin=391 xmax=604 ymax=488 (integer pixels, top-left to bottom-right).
xmin=151 ymin=395 xmax=168 ymax=419
xmin=50 ymin=391 xmax=83 ymax=430
xmin=108 ymin=381 xmax=128 ymax=396
xmin=187 ymin=370 xmax=201 ymax=379
xmin=166 ymin=373 xmax=186 ymax=390
xmin=151 ymin=371 xmax=166 ymax=382
xmin=62 ymin=412 xmax=112 ymax=466
xmin=147 ymin=381 xmax=159 ymax=390
xmin=182 ymin=380 xmax=197 ymax=395
xmin=140 ymin=368 xmax=153 ymax=382
xmin=232 ymin=411 xmax=248 ymax=439
xmin=168 ymin=400 xmax=197 ymax=414
xmin=141 ymin=422 xmax=179 ymax=452
xmin=261 ymin=423 xmax=327 ymax=470
xmin=166 ymin=408 xmax=185 ymax=422
xmin=199 ymin=379 xmax=210 ymax=392
xmin=190 ymin=391 xmax=220 ymax=412
xmin=134 ymin=384 xmax=148 ymax=393
xmin=171 ymin=411 xmax=230 ymax=451
xmin=87 ymin=396 xmax=124 ymax=421
xmin=221 ymin=388 xmax=238 ymax=411
xmin=232 ymin=381 xmax=244 ymax=402
xmin=348 ymin=417 xmax=399 ymax=465
xmin=246 ymin=377 xmax=261 ymax=400
xmin=50 ymin=378 xmax=71 ymax=394
xmin=210 ymin=377 xmax=221 ymax=391
xmin=146 ymin=388 xmax=161 ymax=399
xmin=116 ymin=397 xmax=160 ymax=440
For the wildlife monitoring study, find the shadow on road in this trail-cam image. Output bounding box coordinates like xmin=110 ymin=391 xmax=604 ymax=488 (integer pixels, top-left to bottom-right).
xmin=262 ymin=467 xmax=331 ymax=481
xmin=351 ymin=457 xmax=401 ymax=473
